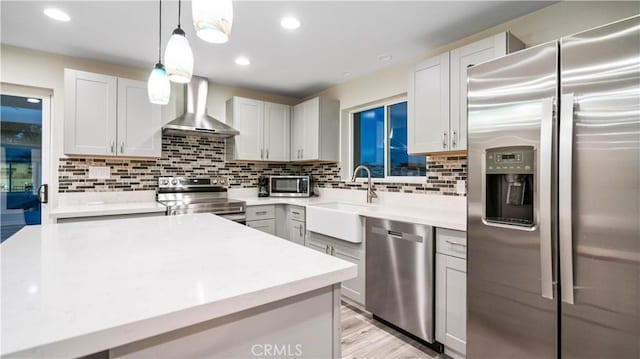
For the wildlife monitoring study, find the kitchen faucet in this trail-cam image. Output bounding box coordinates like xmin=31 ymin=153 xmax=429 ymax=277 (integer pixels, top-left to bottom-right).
xmin=351 ymin=165 xmax=378 ymax=203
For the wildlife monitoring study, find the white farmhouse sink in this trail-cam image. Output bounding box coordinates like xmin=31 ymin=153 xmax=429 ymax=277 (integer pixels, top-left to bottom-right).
xmin=306 ymin=202 xmax=368 ymax=243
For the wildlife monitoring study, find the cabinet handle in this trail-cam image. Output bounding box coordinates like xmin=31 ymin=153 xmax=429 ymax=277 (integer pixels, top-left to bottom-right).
xmin=110 ymin=140 xmax=115 ymax=154
xmin=260 ymin=149 xmax=264 ymax=159
xmin=442 ymin=131 xmax=448 ymax=148
xmin=297 ymin=149 xmax=301 ymax=159
xmin=325 ymin=244 xmax=330 ymax=254
xmin=120 ymin=141 xmax=124 ymax=154
xmin=446 ymin=240 xmax=467 ymax=248
xmin=291 ymin=211 xmax=300 ymax=215
xmin=266 ymin=149 xmax=269 ymax=159
xmin=299 ymin=224 xmax=303 ymax=237
xmin=331 ymin=246 xmax=335 ymax=255
xmin=452 ymin=130 xmax=457 ymax=148
xmin=255 ymin=211 xmax=267 ymax=215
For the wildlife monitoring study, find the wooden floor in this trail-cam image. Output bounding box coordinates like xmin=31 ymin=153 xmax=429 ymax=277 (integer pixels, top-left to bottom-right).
xmin=341 ymin=301 xmax=445 ymax=359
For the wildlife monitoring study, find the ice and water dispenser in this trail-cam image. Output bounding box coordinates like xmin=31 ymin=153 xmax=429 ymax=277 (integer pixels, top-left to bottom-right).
xmin=484 ymin=146 xmax=535 ymax=227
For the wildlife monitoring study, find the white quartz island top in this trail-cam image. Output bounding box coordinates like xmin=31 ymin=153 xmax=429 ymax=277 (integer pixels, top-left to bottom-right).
xmin=0 ymin=214 xmax=356 ymax=358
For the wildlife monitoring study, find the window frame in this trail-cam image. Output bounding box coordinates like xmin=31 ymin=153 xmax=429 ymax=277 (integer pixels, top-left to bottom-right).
xmin=347 ymin=96 xmax=426 ymax=184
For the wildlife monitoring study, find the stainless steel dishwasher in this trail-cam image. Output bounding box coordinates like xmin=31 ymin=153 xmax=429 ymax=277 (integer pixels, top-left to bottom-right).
xmin=365 ymin=218 xmax=441 ymax=351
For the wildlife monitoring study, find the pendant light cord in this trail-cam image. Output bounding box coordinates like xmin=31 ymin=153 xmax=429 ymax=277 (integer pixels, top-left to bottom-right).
xmin=158 ymin=0 xmax=162 ymax=63
xmin=177 ymin=0 xmax=182 ymax=29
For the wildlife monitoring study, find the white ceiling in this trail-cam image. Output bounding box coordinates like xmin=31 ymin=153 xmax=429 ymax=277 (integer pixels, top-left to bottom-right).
xmin=1 ymin=1 xmax=554 ymax=98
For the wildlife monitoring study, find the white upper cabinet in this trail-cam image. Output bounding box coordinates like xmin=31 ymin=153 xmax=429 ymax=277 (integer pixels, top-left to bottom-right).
xmin=408 ymin=32 xmax=524 ymax=154
xmin=408 ymin=53 xmax=450 ymax=154
xmin=226 ymin=97 xmax=264 ymax=161
xmin=226 ymin=97 xmax=289 ymax=161
xmin=290 ymin=97 xmax=340 ymax=162
xmin=264 ymin=102 xmax=291 ymax=161
xmin=450 ymin=33 xmax=524 ymax=151
xmin=117 ymin=78 xmax=162 ymax=157
xmin=64 ymin=69 xmax=162 ymax=158
xmin=290 ymin=103 xmax=305 ymax=160
xmin=64 ymin=69 xmax=117 ymax=156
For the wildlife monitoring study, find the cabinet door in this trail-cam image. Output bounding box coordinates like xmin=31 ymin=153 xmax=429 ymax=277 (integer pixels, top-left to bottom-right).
xmin=450 ymin=35 xmax=507 ymax=151
xmin=305 ymin=234 xmax=330 ymax=254
xmin=332 ymin=241 xmax=365 ymax=305
xmin=407 ymin=53 xmax=450 ymax=154
xmin=117 ymin=78 xmax=162 ymax=157
xmin=232 ymin=97 xmax=264 ymax=161
xmin=287 ymin=220 xmax=305 ymax=246
xmin=302 ymin=98 xmax=320 ymax=160
xmin=64 ymin=69 xmax=117 ymax=156
xmin=436 ymin=253 xmax=467 ymax=357
xmin=246 ymin=219 xmax=275 ymax=235
xmin=263 ymin=102 xmax=290 ymax=161
xmin=290 ymin=103 xmax=304 ymax=160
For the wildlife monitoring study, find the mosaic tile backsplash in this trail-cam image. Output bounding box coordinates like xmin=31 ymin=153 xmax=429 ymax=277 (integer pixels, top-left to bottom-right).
xmin=58 ymin=135 xmax=467 ymax=196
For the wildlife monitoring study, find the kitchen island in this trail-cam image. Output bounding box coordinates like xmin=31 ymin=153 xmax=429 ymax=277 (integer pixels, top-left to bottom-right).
xmin=0 ymin=214 xmax=356 ymax=358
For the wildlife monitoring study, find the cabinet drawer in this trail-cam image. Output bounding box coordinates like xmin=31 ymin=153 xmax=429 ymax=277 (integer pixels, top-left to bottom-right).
xmin=287 ymin=205 xmax=305 ymax=222
xmin=436 ymin=228 xmax=467 ymax=259
xmin=246 ymin=219 xmax=276 ymax=235
xmin=246 ymin=205 xmax=276 ymax=221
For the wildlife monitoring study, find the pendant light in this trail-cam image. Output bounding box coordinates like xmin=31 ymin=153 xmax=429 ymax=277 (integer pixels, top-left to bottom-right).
xmin=192 ymin=0 xmax=233 ymax=44
xmin=147 ymin=0 xmax=170 ymax=105
xmin=165 ymin=0 xmax=193 ymax=83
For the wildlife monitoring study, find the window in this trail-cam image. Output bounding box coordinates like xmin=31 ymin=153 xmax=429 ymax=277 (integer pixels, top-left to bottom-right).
xmin=352 ymin=101 xmax=425 ymax=179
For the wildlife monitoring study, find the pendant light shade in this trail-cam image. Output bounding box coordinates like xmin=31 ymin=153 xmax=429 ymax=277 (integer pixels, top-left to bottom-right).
xmin=148 ymin=63 xmax=170 ymax=105
xmin=165 ymin=28 xmax=194 ymax=83
xmin=148 ymin=0 xmax=170 ymax=105
xmin=165 ymin=0 xmax=193 ymax=83
xmin=192 ymin=0 xmax=233 ymax=44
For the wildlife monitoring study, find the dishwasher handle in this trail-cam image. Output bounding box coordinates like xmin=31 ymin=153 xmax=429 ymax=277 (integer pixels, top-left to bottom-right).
xmin=371 ymin=226 xmax=423 ymax=243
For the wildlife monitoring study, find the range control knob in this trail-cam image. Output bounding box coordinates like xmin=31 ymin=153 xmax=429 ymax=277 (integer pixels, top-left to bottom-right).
xmin=170 ymin=179 xmax=178 ymax=186
xmin=212 ymin=179 xmax=218 ymax=185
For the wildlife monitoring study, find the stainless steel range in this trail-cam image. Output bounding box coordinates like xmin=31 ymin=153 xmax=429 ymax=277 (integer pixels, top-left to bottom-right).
xmin=157 ymin=177 xmax=246 ymax=224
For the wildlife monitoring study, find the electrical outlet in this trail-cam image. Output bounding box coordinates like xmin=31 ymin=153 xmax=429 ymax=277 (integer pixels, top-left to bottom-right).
xmin=88 ymin=166 xmax=110 ymax=179
xmin=456 ymin=180 xmax=466 ymax=195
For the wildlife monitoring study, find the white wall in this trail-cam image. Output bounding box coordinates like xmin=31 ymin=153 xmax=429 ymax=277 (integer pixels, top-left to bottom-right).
xmin=0 ymin=45 xmax=299 ymax=214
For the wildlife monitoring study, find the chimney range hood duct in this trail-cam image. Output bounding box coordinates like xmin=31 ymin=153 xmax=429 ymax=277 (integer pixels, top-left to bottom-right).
xmin=163 ymin=76 xmax=239 ymax=138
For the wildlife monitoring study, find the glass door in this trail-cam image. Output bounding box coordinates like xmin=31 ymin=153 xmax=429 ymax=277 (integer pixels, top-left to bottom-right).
xmin=1 ymin=93 xmax=50 ymax=242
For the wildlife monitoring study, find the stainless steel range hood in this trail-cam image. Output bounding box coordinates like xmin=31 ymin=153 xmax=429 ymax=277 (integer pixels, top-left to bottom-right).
xmin=163 ymin=76 xmax=239 ymax=138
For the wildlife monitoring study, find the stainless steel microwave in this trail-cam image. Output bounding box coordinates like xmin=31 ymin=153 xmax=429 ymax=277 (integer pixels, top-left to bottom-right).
xmin=269 ymin=176 xmax=311 ymax=197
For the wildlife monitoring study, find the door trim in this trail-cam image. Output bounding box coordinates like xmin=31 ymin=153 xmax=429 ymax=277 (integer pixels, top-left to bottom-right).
xmin=0 ymin=83 xmax=53 ymax=224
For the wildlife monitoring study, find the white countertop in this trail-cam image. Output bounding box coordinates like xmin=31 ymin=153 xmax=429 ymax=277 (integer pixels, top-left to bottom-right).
xmin=50 ymin=201 xmax=167 ymax=219
xmin=236 ymin=193 xmax=466 ymax=231
xmin=51 ymin=191 xmax=166 ymax=220
xmin=0 ymin=214 xmax=356 ymax=358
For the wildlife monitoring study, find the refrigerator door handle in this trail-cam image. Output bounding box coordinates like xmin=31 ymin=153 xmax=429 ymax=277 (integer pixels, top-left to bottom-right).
xmin=539 ymin=96 xmax=555 ymax=300
xmin=559 ymin=93 xmax=576 ymax=304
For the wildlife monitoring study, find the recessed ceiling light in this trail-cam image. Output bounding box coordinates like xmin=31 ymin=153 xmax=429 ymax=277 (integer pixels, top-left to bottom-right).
xmin=26 ymin=98 xmax=41 ymax=104
xmin=377 ymin=54 xmax=393 ymax=62
xmin=235 ymin=56 xmax=251 ymax=66
xmin=43 ymin=8 xmax=71 ymax=22
xmin=343 ymin=72 xmax=352 ymax=78
xmin=280 ymin=16 xmax=301 ymax=30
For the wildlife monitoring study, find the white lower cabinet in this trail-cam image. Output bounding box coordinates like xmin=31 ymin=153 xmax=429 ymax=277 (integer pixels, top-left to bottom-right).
xmin=287 ymin=220 xmax=305 ymax=245
xmin=436 ymin=228 xmax=467 ymax=358
xmin=306 ymin=231 xmax=365 ymax=305
xmin=246 ymin=205 xmax=276 ymax=235
xmin=246 ymin=219 xmax=276 ymax=235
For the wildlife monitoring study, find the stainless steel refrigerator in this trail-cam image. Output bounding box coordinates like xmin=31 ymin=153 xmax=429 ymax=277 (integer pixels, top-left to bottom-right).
xmin=467 ymin=15 xmax=639 ymax=358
